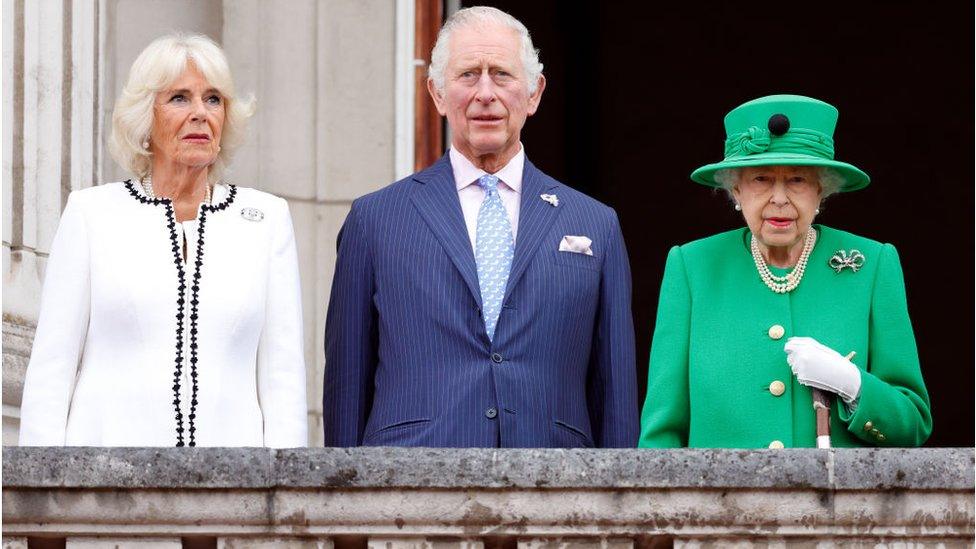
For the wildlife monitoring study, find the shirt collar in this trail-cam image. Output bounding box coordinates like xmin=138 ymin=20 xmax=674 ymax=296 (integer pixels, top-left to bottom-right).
xmin=450 ymin=144 xmax=525 ymax=193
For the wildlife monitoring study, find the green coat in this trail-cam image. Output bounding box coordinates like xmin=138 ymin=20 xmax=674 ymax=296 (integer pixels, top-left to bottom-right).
xmin=639 ymin=225 xmax=931 ymax=448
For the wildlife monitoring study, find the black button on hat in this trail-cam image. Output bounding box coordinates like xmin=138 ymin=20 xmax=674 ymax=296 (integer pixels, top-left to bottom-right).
xmin=768 ymin=113 xmax=790 ymax=136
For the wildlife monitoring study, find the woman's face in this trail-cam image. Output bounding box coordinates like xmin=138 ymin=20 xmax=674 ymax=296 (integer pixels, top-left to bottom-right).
xmin=149 ymin=63 xmax=225 ymax=172
xmin=732 ymin=165 xmax=822 ymax=251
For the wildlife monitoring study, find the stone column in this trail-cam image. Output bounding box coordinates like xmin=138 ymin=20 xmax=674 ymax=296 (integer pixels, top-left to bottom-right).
xmin=2 ymin=0 xmax=101 ymax=445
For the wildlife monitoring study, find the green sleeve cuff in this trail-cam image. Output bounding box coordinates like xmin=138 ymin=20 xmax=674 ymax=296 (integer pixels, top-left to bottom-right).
xmin=838 ymin=372 xmax=887 ymax=445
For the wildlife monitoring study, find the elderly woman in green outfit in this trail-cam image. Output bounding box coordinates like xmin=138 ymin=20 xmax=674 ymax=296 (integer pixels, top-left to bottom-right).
xmin=639 ymin=94 xmax=931 ymax=449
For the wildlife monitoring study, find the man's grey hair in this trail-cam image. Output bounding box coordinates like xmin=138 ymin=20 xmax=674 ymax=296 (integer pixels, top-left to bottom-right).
xmin=714 ymin=166 xmax=845 ymax=203
xmin=428 ymin=6 xmax=544 ymax=94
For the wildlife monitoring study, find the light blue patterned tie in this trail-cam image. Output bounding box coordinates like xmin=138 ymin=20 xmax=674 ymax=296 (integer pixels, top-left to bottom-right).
xmin=475 ymin=174 xmax=514 ymax=342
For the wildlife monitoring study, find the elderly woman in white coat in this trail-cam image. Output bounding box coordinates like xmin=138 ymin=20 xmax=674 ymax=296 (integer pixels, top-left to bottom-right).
xmin=18 ymin=33 xmax=308 ymax=447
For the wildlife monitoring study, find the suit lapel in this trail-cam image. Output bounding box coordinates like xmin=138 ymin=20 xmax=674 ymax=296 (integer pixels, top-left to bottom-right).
xmin=409 ymin=154 xmax=483 ymax=307
xmin=503 ymin=159 xmax=562 ymax=303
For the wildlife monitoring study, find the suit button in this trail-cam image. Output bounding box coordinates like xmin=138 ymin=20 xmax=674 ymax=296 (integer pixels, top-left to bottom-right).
xmin=870 ymin=428 xmax=880 ymax=437
xmin=769 ymin=380 xmax=786 ymax=396
xmin=863 ymin=421 xmax=874 ymax=431
xmin=485 ymin=407 xmax=498 ymax=419
xmin=768 ymin=325 xmax=785 ymax=340
xmin=768 ymin=440 xmax=785 ymax=449
xmin=491 ymin=353 xmax=503 ymax=363
xmin=877 ymin=434 xmax=886 ymax=442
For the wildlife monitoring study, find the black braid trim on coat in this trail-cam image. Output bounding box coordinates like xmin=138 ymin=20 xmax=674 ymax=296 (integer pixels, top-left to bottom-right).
xmin=122 ymin=180 xmax=238 ymax=446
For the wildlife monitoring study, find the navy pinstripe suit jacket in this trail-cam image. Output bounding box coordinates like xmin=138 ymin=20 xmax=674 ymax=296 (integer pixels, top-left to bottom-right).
xmin=323 ymin=154 xmax=638 ymax=448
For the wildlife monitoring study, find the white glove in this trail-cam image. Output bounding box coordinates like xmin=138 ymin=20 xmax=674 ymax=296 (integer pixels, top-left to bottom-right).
xmin=784 ymin=336 xmax=862 ymax=404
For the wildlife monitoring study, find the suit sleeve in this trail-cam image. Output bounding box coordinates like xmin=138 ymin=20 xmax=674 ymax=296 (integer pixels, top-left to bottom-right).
xmin=586 ymin=209 xmax=639 ymax=447
xmin=256 ymin=198 xmax=309 ymax=448
xmin=19 ymin=192 xmax=91 ymax=446
xmin=639 ymin=245 xmax=692 ymax=448
xmin=323 ymin=202 xmax=377 ymax=446
xmin=837 ymin=243 xmax=932 ymax=446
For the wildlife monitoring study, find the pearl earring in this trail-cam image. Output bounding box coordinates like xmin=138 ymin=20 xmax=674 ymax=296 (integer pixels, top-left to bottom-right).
xmin=142 ymin=140 xmax=150 ymax=149
xmin=815 ymin=208 xmax=821 ymax=215
xmin=734 ymin=203 xmax=742 ymax=211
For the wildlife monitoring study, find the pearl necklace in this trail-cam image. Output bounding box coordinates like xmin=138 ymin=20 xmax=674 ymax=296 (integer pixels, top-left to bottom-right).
xmin=141 ymin=174 xmax=212 ymax=205
xmin=750 ymin=227 xmax=817 ymax=294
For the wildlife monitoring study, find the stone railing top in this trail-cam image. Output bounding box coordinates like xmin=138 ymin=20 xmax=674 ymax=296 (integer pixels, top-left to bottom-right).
xmin=3 ymin=447 xmax=972 ymax=491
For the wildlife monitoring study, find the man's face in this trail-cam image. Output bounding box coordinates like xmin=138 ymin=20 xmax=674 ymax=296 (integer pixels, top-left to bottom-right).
xmin=428 ymin=22 xmax=545 ymax=165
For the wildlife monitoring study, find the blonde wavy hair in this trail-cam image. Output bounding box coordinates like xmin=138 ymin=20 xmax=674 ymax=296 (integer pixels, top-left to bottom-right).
xmin=108 ymin=33 xmax=255 ymax=184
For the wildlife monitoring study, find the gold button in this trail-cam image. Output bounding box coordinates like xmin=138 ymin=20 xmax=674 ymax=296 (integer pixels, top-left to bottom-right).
xmin=768 ymin=440 xmax=785 ymax=449
xmin=768 ymin=325 xmax=785 ymax=340
xmin=863 ymin=421 xmax=873 ymax=431
xmin=769 ymin=380 xmax=786 ymax=396
xmin=870 ymin=428 xmax=880 ymax=437
xmin=878 ymin=434 xmax=886 ymax=442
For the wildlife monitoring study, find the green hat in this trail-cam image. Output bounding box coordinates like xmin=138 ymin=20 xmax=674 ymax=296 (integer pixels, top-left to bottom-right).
xmin=690 ymin=94 xmax=870 ymax=191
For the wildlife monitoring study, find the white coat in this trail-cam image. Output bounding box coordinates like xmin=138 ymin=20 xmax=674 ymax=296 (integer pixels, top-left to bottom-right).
xmin=18 ymin=181 xmax=308 ymax=447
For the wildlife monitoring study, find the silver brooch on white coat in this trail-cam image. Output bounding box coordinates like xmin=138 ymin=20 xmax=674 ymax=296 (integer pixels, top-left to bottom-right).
xmin=829 ymin=249 xmax=865 ymax=273
xmin=241 ymin=207 xmax=264 ymax=222
xmin=540 ymin=193 xmax=559 ymax=207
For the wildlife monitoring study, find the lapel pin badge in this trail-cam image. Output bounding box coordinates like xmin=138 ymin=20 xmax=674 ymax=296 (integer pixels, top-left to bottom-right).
xmin=540 ymin=193 xmax=559 ymax=207
xmin=829 ymin=249 xmax=865 ymax=273
xmin=241 ymin=207 xmax=264 ymax=222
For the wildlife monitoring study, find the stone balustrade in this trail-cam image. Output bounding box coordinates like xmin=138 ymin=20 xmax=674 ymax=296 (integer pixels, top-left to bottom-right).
xmin=2 ymin=447 xmax=973 ymax=548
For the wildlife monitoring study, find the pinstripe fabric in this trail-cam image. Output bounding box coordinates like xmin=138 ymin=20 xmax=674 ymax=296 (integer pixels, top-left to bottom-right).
xmin=323 ymin=154 xmax=639 ymax=448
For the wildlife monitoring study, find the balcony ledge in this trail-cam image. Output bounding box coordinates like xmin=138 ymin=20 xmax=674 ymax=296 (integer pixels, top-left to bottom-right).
xmin=3 ymin=447 xmax=973 ymax=545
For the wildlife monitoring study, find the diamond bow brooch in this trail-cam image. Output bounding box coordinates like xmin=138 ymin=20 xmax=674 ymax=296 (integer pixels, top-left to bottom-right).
xmin=828 ymin=249 xmax=865 ymax=273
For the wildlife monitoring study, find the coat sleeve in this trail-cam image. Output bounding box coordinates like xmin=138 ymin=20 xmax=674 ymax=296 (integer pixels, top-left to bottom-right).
xmin=322 ymin=201 xmax=377 ymax=446
xmin=586 ymin=209 xmax=639 ymax=447
xmin=639 ymin=245 xmax=692 ymax=448
xmin=19 ymin=192 xmax=91 ymax=446
xmin=837 ymin=243 xmax=932 ymax=446
xmin=256 ymin=198 xmax=309 ymax=448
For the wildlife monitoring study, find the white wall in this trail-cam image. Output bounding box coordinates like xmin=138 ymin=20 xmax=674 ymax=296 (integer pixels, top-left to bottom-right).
xmin=222 ymin=0 xmax=396 ymax=445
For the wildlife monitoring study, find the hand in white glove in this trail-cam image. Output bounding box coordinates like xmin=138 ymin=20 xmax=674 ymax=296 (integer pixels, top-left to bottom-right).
xmin=784 ymin=336 xmax=861 ymax=404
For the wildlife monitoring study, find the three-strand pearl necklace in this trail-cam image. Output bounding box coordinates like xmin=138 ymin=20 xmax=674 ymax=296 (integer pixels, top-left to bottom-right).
xmin=141 ymin=174 xmax=212 ymax=205
xmin=750 ymin=226 xmax=817 ymax=294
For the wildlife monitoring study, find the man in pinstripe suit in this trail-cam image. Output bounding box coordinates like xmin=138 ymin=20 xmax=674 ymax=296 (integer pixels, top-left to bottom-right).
xmin=323 ymin=6 xmax=638 ymax=448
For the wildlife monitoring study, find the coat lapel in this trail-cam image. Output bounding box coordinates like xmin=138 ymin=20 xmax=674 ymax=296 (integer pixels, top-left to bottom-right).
xmin=409 ymin=154 xmax=483 ymax=307
xmin=503 ymin=159 xmax=562 ymax=303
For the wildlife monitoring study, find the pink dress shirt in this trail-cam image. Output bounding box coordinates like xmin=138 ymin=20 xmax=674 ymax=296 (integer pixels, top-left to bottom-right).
xmin=450 ymin=146 xmax=524 ymax=249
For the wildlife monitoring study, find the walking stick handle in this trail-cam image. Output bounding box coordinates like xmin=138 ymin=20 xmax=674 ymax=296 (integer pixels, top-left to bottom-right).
xmin=812 ymin=351 xmax=856 ymax=449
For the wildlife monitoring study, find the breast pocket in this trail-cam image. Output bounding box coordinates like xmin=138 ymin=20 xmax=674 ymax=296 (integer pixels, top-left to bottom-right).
xmin=541 ymin=246 xmax=601 ymax=314
xmin=554 ymin=250 xmax=601 ymax=272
